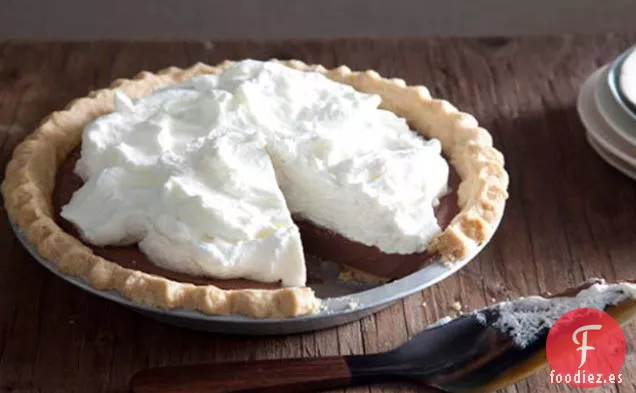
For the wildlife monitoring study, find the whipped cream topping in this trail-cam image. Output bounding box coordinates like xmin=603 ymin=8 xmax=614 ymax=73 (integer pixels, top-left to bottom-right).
xmin=62 ymin=60 xmax=449 ymax=286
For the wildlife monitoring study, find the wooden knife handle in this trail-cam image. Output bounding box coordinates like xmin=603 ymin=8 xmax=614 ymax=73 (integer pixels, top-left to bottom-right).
xmin=129 ymin=356 xmax=353 ymax=393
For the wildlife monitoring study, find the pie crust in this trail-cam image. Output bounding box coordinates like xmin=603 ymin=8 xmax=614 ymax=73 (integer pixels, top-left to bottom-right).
xmin=1 ymin=60 xmax=509 ymax=318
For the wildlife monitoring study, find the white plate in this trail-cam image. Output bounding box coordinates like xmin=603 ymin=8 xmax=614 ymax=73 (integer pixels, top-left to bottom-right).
xmin=608 ymin=45 xmax=636 ymax=122
xmin=595 ymin=64 xmax=636 ymax=147
xmin=578 ymin=66 xmax=636 ymax=171
xmin=586 ymin=132 xmax=636 ymax=181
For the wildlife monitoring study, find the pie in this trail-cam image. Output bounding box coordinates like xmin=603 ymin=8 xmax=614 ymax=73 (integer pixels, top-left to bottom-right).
xmin=2 ymin=59 xmax=509 ymax=318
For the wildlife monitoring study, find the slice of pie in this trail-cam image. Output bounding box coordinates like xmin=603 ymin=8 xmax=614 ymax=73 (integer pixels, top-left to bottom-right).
xmin=2 ymin=59 xmax=509 ymax=318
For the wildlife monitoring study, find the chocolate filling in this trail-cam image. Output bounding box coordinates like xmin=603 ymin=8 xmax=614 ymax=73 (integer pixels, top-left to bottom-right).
xmin=54 ymin=148 xmax=459 ymax=290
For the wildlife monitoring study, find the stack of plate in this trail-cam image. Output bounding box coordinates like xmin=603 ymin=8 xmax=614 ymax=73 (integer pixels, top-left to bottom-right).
xmin=578 ymin=46 xmax=636 ymax=180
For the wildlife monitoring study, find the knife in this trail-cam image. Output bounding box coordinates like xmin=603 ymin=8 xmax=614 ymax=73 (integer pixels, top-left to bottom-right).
xmin=129 ymin=278 xmax=636 ymax=393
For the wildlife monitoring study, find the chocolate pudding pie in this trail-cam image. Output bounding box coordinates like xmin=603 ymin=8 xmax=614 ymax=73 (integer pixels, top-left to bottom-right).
xmin=2 ymin=60 xmax=508 ymax=318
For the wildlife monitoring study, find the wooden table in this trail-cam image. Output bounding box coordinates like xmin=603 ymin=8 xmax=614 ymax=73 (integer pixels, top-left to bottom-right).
xmin=1 ymin=35 xmax=636 ymax=393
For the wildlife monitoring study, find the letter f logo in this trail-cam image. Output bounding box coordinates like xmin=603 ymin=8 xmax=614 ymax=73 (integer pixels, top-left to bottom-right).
xmin=572 ymin=324 xmax=602 ymax=368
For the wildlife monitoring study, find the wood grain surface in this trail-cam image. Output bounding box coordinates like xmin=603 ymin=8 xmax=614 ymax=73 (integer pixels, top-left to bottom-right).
xmin=1 ymin=35 xmax=636 ymax=393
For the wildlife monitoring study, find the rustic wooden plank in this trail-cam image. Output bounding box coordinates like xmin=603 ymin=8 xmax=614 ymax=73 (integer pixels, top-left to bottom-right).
xmin=0 ymin=42 xmax=55 ymax=393
xmin=1 ymin=36 xmax=636 ymax=393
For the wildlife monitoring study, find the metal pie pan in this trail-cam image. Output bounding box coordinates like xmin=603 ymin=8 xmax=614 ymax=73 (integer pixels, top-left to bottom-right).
xmin=11 ymin=219 xmax=500 ymax=335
